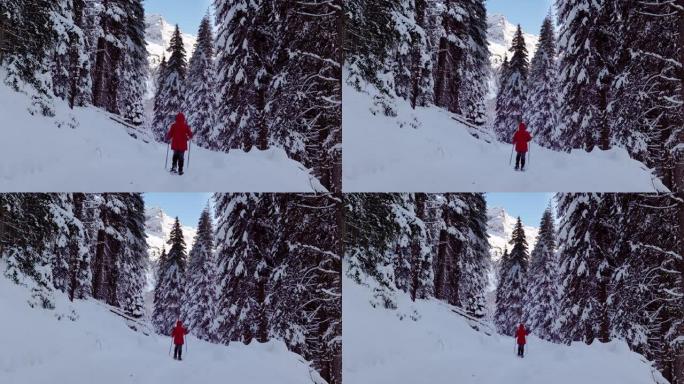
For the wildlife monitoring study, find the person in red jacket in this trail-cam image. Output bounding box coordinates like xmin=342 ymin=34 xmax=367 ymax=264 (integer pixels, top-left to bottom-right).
xmin=511 ymin=121 xmax=533 ymax=171
xmin=170 ymin=320 xmax=189 ymax=360
xmin=515 ymin=323 xmax=529 ymax=358
xmin=166 ymin=113 xmax=193 ymax=175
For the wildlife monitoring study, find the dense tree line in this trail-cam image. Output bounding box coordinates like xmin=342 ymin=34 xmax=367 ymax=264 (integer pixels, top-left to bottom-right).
xmin=345 ymin=0 xmax=490 ymax=124
xmin=0 ymin=0 xmax=147 ymax=123
xmin=0 ymin=193 xmax=148 ymax=317
xmin=152 ymin=193 xmax=342 ymax=384
xmin=494 ymin=194 xmax=683 ymax=383
xmin=345 ymin=193 xmax=490 ymax=318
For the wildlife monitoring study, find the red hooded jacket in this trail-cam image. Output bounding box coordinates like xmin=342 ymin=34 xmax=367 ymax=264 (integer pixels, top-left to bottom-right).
xmin=512 ymin=122 xmax=532 ymax=152
xmin=171 ymin=321 xmax=188 ymax=345
xmin=166 ymin=113 xmax=193 ymax=151
xmin=515 ymin=324 xmax=528 ymax=345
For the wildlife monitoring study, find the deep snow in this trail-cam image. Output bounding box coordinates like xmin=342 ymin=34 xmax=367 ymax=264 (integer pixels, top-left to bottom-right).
xmin=342 ymin=80 xmax=666 ymax=192
xmin=0 ymin=268 xmax=325 ymax=384
xmin=343 ymin=272 xmax=668 ymax=384
xmin=0 ymin=83 xmax=325 ymax=192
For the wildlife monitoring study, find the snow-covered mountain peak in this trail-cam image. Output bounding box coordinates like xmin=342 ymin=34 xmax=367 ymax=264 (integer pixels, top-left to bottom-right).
xmin=487 ymin=14 xmax=539 ymax=69
xmin=145 ymin=14 xmax=197 ymax=68
xmin=144 ymin=206 xmax=197 ymax=261
xmin=486 ymin=207 xmax=539 ymax=261
xmin=144 ymin=14 xmax=197 ymax=100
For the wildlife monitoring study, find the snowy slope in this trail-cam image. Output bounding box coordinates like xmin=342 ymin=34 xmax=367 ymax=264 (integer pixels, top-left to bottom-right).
xmin=0 ymin=82 xmax=325 ymax=192
xmin=342 ymin=79 xmax=666 ymax=192
xmin=343 ymin=273 xmax=668 ymax=384
xmin=487 ymin=207 xmax=539 ymax=261
xmin=0 ymin=269 xmax=325 ymax=384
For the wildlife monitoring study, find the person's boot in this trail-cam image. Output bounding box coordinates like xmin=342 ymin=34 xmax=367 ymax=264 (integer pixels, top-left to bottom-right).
xmin=178 ymin=156 xmax=185 ymax=175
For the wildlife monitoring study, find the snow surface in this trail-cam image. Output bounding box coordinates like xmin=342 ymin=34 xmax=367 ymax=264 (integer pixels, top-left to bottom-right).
xmin=0 ymin=268 xmax=325 ymax=384
xmin=342 ymin=79 xmax=666 ymax=192
xmin=343 ymin=272 xmax=668 ymax=384
xmin=0 ymin=82 xmax=325 ymax=192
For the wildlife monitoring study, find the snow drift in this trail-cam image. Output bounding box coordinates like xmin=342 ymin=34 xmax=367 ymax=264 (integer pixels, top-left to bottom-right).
xmin=343 ymin=272 xmax=668 ymax=384
xmin=343 ymin=79 xmax=666 ymax=192
xmin=0 ymin=82 xmax=325 ymax=192
xmin=0 ymin=267 xmax=325 ymax=384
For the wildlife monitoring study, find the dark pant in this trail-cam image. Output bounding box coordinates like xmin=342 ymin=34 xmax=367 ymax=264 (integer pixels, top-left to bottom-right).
xmin=174 ymin=344 xmax=183 ymax=360
xmin=171 ymin=150 xmax=185 ymax=173
xmin=517 ymin=344 xmax=525 ymax=357
xmin=515 ymin=151 xmax=527 ymax=170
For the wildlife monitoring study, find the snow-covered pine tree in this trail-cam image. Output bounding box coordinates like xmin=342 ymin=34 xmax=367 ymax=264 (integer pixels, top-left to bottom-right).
xmin=523 ymin=15 xmax=559 ymax=149
xmin=344 ymin=0 xmax=398 ymax=95
xmin=1 ymin=194 xmax=58 ymax=308
xmin=392 ymin=0 xmax=433 ymax=109
xmin=49 ymin=194 xmax=91 ymax=302
xmin=392 ymin=193 xmax=433 ymax=302
xmin=115 ymin=193 xmax=147 ymax=317
xmin=344 ymin=193 xmax=403 ymax=307
xmin=494 ymin=246 xmax=510 ymax=325
xmin=211 ymin=193 xmax=265 ymax=342
xmin=494 ymin=216 xmax=529 ymax=335
xmin=493 ymin=25 xmax=528 ymax=143
xmin=433 ymin=194 xmax=490 ymax=317
xmin=152 ymin=25 xmax=187 ymax=142
xmin=554 ymin=193 xmax=616 ymax=344
xmin=153 ymin=217 xmax=187 ymax=333
xmin=267 ymin=0 xmax=342 ymax=192
xmin=1 ymin=0 xmax=56 ymax=114
xmin=457 ymin=0 xmax=490 ymax=125
xmin=89 ymin=193 xmax=147 ymax=314
xmin=214 ymin=0 xmax=273 ymax=152
xmin=50 ymin=0 xmax=92 ymax=109
xmin=116 ymin=0 xmax=147 ymax=125
xmin=184 ymin=15 xmax=216 ymax=149
xmin=211 ymin=193 xmax=342 ymax=383
xmin=523 ymin=206 xmax=558 ymax=340
xmin=433 ymin=0 xmax=469 ymax=114
xmin=90 ymin=0 xmax=125 ymax=113
xmin=275 ymin=194 xmax=342 ymax=384
xmin=555 ymin=0 xmax=612 ymax=152
xmin=181 ymin=206 xmax=215 ymax=341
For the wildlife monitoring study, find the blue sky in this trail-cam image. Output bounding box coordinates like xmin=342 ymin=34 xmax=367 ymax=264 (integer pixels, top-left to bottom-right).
xmin=485 ymin=193 xmax=554 ymax=227
xmin=144 ymin=0 xmax=213 ymax=34
xmin=144 ymin=193 xmax=213 ymax=227
xmin=486 ymin=0 xmax=554 ymax=35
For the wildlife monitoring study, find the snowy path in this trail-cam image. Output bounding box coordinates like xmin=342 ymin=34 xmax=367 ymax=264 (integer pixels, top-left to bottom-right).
xmin=343 ymin=82 xmax=666 ymax=192
xmin=343 ymin=276 xmax=668 ymax=384
xmin=0 ymin=84 xmax=324 ymax=192
xmin=0 ymin=273 xmax=324 ymax=384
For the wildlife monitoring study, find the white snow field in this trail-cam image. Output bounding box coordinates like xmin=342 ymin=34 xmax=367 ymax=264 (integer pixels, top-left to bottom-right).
xmin=0 ymin=271 xmax=325 ymax=384
xmin=343 ymin=274 xmax=668 ymax=384
xmin=343 ymin=81 xmax=666 ymax=192
xmin=0 ymin=83 xmax=325 ymax=192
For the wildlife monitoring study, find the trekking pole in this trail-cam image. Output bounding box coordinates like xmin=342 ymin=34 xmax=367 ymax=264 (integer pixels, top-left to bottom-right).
xmin=169 ymin=339 xmax=172 ymax=356
xmin=165 ymin=142 xmax=170 ymax=171
xmin=187 ymin=140 xmax=191 ymax=171
xmin=509 ymin=144 xmax=515 ymax=166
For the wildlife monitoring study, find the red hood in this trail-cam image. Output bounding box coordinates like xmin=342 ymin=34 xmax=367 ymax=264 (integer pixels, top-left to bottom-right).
xmin=175 ymin=113 xmax=186 ymax=124
xmin=176 ymin=321 xmax=183 ymax=327
xmin=518 ymin=122 xmax=527 ymax=131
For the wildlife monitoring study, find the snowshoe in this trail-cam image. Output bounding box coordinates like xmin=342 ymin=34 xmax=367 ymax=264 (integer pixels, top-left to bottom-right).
xmin=179 ymin=170 xmax=184 ymax=176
